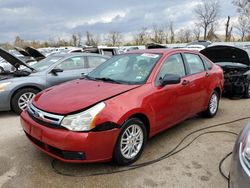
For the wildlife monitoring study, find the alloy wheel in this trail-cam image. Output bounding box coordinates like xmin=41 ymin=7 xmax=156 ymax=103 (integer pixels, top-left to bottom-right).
xmin=209 ymin=93 xmax=218 ymax=115
xmin=18 ymin=92 xmax=35 ymax=110
xmin=120 ymin=124 xmax=144 ymax=159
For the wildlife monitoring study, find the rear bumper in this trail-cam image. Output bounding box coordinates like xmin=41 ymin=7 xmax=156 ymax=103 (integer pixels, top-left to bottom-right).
xmin=20 ymin=110 xmax=120 ymax=163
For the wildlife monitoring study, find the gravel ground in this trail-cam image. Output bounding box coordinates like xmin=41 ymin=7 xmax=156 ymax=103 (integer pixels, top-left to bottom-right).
xmin=0 ymin=98 xmax=250 ymax=188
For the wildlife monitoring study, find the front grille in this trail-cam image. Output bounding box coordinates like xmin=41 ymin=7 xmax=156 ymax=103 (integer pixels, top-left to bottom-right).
xmin=27 ymin=103 xmax=64 ymax=128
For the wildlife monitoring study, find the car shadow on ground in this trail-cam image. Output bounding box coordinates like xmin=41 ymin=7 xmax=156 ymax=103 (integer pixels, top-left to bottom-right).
xmin=0 ymin=111 xmax=18 ymax=118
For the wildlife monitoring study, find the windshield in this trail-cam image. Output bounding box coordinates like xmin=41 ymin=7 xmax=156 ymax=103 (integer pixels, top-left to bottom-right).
xmin=87 ymin=53 xmax=161 ymax=84
xmin=30 ymin=56 xmax=63 ymax=72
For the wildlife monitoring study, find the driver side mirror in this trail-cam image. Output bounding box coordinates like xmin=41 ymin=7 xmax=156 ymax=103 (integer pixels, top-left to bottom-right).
xmin=160 ymin=74 xmax=181 ymax=86
xmin=51 ymin=68 xmax=63 ymax=75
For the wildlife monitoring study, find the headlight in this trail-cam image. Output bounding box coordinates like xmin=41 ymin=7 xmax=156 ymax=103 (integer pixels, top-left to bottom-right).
xmin=61 ymin=102 xmax=106 ymax=131
xmin=0 ymin=82 xmax=11 ymax=92
xmin=240 ymin=131 xmax=250 ymax=176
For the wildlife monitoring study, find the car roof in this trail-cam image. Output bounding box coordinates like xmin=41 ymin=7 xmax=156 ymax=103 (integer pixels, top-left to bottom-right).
xmin=126 ymin=48 xmax=200 ymax=55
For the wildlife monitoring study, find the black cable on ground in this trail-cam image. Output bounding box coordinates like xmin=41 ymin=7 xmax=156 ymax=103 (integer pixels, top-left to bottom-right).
xmin=219 ymin=151 xmax=232 ymax=181
xmin=51 ymin=116 xmax=250 ymax=178
xmin=127 ymin=116 xmax=249 ymax=168
xmin=51 ymin=131 xmax=237 ymax=177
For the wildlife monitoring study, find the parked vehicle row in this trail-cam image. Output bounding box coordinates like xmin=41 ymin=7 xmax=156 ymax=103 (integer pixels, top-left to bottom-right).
xmin=0 ymin=48 xmax=109 ymax=114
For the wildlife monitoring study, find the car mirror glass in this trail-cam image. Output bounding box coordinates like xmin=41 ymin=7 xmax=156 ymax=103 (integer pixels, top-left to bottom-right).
xmin=51 ymin=68 xmax=63 ymax=75
xmin=160 ymin=74 xmax=181 ymax=86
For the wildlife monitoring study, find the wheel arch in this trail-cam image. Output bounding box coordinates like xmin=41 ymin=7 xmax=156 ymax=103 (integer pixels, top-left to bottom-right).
xmin=10 ymin=85 xmax=43 ymax=108
xmin=126 ymin=113 xmax=151 ymax=138
xmin=214 ymin=87 xmax=221 ymax=98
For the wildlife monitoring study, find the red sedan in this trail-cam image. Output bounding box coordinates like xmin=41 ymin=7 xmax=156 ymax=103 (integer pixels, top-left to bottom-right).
xmin=21 ymin=49 xmax=224 ymax=165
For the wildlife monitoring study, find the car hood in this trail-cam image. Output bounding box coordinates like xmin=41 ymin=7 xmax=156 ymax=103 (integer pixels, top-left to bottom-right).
xmin=0 ymin=48 xmax=35 ymax=71
xmin=25 ymin=47 xmax=45 ymax=61
xmin=200 ymin=45 xmax=250 ymax=66
xmin=32 ymin=79 xmax=140 ymax=115
xmin=15 ymin=47 xmax=30 ymax=57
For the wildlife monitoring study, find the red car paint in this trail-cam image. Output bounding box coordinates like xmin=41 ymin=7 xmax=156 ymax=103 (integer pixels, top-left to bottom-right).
xmin=21 ymin=49 xmax=224 ymax=163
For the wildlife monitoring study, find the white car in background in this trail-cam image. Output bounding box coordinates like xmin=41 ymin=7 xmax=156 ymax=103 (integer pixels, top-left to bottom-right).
xmin=0 ymin=58 xmax=13 ymax=72
xmin=182 ymin=44 xmax=206 ymax=51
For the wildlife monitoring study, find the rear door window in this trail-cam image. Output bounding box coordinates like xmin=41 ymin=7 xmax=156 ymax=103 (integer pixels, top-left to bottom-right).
xmin=87 ymin=56 xmax=107 ymax=68
xmin=202 ymin=57 xmax=213 ymax=70
xmin=183 ymin=53 xmax=205 ymax=74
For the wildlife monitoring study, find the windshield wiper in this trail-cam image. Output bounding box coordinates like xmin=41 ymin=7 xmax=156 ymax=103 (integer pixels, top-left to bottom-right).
xmin=94 ymin=77 xmax=122 ymax=84
xmin=82 ymin=75 xmax=123 ymax=84
xmin=81 ymin=75 xmax=97 ymax=81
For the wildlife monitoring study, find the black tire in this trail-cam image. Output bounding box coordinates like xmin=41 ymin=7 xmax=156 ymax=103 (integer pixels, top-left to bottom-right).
xmin=0 ymin=67 xmax=4 ymax=73
xmin=113 ymin=118 xmax=147 ymax=166
xmin=201 ymin=90 xmax=219 ymax=118
xmin=245 ymin=82 xmax=250 ymax=98
xmin=11 ymin=88 xmax=39 ymax=114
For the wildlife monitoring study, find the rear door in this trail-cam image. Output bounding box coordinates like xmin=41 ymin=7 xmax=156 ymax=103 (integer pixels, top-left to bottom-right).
xmin=182 ymin=53 xmax=208 ymax=113
xmin=46 ymin=56 xmax=86 ymax=87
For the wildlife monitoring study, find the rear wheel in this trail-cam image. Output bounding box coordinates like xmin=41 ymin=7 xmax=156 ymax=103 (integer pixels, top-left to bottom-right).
xmin=113 ymin=118 xmax=147 ymax=165
xmin=0 ymin=67 xmax=4 ymax=73
xmin=11 ymin=88 xmax=39 ymax=114
xmin=201 ymin=91 xmax=219 ymax=118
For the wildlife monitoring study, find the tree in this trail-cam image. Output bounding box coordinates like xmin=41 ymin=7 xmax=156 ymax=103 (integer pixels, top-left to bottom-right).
xmin=233 ymin=0 xmax=250 ymax=19
xmin=194 ymin=0 xmax=220 ymax=40
xmin=150 ymin=25 xmax=166 ymax=44
xmin=225 ymin=16 xmax=233 ymax=42
xmin=233 ymin=0 xmax=250 ymax=41
xmin=77 ymin=33 xmax=82 ymax=46
xmin=105 ymin=31 xmax=123 ymax=46
xmin=85 ymin=31 xmax=99 ymax=46
xmin=72 ymin=34 xmax=77 ymax=46
xmin=14 ymin=36 xmax=24 ymax=47
xmin=207 ymin=25 xmax=220 ymax=41
xmin=236 ymin=15 xmax=250 ymax=41
xmin=177 ymin=29 xmax=192 ymax=43
xmin=169 ymin=21 xmax=175 ymax=43
xmin=134 ymin=27 xmax=149 ymax=45
xmin=193 ymin=25 xmax=201 ymax=40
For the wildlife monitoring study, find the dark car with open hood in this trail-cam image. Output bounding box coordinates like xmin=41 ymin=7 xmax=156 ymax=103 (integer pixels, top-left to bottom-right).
xmin=21 ymin=49 xmax=224 ymax=165
xmin=201 ymin=45 xmax=250 ymax=98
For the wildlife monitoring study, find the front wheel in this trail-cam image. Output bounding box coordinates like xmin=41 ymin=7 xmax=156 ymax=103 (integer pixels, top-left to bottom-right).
xmin=11 ymin=88 xmax=39 ymax=114
xmin=113 ymin=118 xmax=147 ymax=166
xmin=201 ymin=91 xmax=219 ymax=118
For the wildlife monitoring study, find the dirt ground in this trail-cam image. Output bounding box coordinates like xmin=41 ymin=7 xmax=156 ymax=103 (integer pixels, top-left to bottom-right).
xmin=0 ymin=98 xmax=250 ymax=188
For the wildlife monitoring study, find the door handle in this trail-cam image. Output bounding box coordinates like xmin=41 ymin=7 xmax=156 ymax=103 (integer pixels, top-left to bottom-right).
xmin=205 ymin=72 xmax=210 ymax=77
xmin=182 ymin=80 xmax=190 ymax=85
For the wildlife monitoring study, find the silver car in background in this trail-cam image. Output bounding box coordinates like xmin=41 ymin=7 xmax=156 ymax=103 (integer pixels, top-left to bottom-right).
xmin=0 ymin=48 xmax=109 ymax=114
xmin=230 ymin=122 xmax=250 ymax=188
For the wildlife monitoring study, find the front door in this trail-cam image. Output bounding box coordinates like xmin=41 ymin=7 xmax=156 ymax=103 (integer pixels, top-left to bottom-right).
xmin=150 ymin=53 xmax=193 ymax=133
xmin=46 ymin=56 xmax=87 ymax=87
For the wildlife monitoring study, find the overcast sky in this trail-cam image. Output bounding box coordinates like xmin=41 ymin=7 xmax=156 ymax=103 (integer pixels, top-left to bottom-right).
xmin=0 ymin=0 xmax=238 ymax=43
